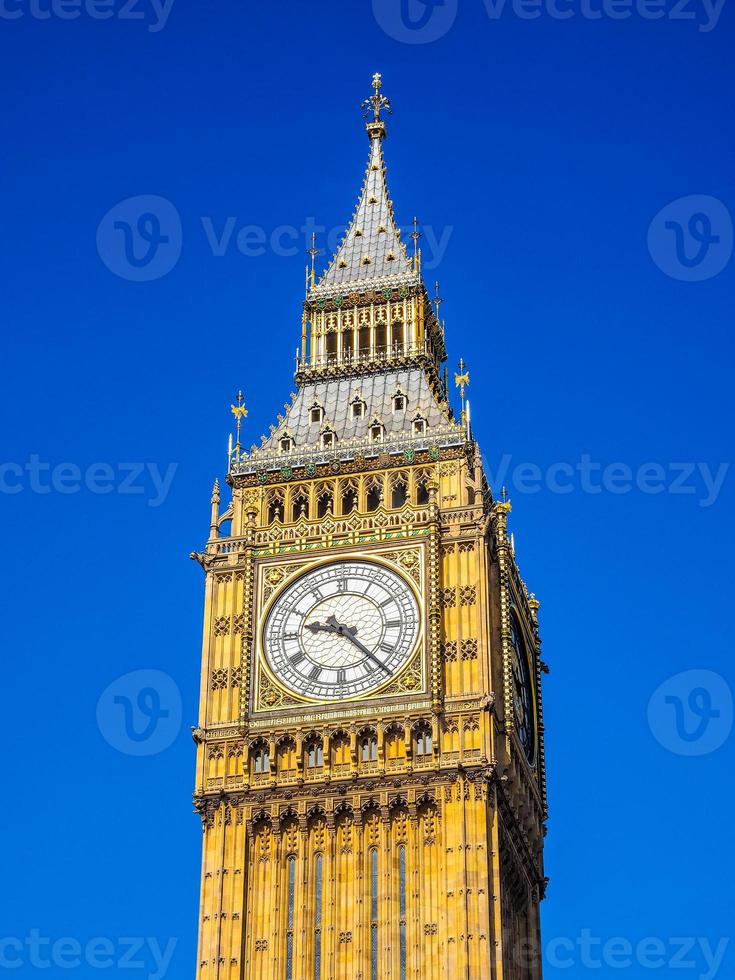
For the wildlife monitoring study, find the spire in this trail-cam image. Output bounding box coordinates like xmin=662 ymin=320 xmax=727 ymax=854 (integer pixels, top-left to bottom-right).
xmin=313 ymin=73 xmax=414 ymax=294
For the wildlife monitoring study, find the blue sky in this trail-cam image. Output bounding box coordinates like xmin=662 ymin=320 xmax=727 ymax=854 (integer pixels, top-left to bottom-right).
xmin=2 ymin=1 xmax=733 ymax=977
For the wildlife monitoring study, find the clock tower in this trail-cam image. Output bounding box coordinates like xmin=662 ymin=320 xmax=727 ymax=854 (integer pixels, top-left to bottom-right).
xmin=191 ymin=75 xmax=549 ymax=980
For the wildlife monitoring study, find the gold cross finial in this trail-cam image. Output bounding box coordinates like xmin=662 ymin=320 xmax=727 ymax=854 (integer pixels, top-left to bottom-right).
xmin=362 ymin=72 xmax=392 ymax=136
xmin=454 ymin=358 xmax=470 ymax=420
xmin=230 ymin=389 xmax=248 ymax=449
xmin=307 ymin=232 xmax=319 ymax=288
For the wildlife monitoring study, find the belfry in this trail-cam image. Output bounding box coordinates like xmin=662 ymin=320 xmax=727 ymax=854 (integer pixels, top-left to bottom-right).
xmin=191 ymin=74 xmax=548 ymax=980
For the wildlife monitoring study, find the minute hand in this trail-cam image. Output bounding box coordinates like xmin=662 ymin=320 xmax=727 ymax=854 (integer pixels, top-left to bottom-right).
xmin=340 ymin=626 xmax=391 ymax=675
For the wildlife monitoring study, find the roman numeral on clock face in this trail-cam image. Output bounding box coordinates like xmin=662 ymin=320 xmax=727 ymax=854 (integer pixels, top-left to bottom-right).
xmin=337 ymin=669 xmax=346 ymax=684
xmin=289 ymin=653 xmax=305 ymax=667
xmin=309 ymin=665 xmax=323 ymax=681
xmin=384 ymin=620 xmax=400 ymax=628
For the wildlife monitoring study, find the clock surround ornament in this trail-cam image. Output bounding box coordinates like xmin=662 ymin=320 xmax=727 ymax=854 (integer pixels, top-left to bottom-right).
xmin=262 ymin=558 xmax=421 ymax=702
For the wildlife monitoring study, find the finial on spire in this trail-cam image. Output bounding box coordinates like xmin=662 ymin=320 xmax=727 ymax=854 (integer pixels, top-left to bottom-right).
xmin=411 ymin=217 xmax=422 ymax=273
xmin=454 ymin=358 xmax=470 ymax=421
xmin=307 ymin=232 xmax=320 ymax=291
xmin=361 ymin=72 xmax=392 ymax=140
xmin=230 ymin=389 xmax=248 ymax=451
xmin=432 ymin=281 xmax=444 ymax=320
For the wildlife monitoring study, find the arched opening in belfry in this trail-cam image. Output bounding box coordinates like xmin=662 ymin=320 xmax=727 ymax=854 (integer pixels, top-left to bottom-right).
xmin=366 ymin=479 xmax=382 ymax=512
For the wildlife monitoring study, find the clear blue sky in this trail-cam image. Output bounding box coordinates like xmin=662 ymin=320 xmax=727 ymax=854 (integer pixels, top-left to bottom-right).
xmin=2 ymin=1 xmax=733 ymax=977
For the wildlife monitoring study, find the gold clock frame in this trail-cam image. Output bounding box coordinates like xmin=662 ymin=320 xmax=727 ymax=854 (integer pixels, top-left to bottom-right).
xmin=251 ymin=543 xmax=429 ymax=715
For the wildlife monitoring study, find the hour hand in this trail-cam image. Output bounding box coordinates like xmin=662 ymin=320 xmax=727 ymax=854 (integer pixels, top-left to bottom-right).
xmin=306 ymin=620 xmax=334 ymax=634
xmin=327 ymin=614 xmax=358 ymax=635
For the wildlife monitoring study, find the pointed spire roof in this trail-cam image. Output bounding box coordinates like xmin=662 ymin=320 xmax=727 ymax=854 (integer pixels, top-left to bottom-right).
xmin=311 ymin=74 xmax=417 ymax=297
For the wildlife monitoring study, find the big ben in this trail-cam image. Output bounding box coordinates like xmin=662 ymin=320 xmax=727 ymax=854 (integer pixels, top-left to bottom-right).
xmin=191 ymin=74 xmax=549 ymax=980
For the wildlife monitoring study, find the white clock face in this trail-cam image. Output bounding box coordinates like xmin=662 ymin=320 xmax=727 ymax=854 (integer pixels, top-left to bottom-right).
xmin=262 ymin=560 xmax=420 ymax=701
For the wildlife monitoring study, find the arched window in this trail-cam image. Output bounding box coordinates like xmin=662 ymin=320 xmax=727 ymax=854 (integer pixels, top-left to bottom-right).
xmin=412 ymin=415 xmax=427 ymax=436
xmin=385 ymin=726 xmax=405 ymax=761
xmin=341 ymin=483 xmax=358 ymax=515
xmin=314 ymin=853 xmax=324 ymax=980
xmin=391 ymin=475 xmax=408 ymax=509
xmin=321 ymin=429 xmax=336 ymax=450
xmin=370 ymin=848 xmax=379 ymax=980
xmin=331 ymin=731 xmax=351 ymax=767
xmin=252 ymin=744 xmax=270 ymax=774
xmin=351 ymin=397 xmax=366 ymax=419
xmin=280 ymin=435 xmax=294 ymax=452
xmin=285 ymin=855 xmax=296 ymax=980
xmin=316 ymin=487 xmax=333 ymax=519
xmin=342 ymin=329 xmax=354 ymax=358
xmin=277 ymin=737 xmax=297 ymax=774
xmin=267 ymin=493 xmax=284 ymax=524
xmin=358 ymin=326 xmax=370 ymax=354
xmin=291 ymin=489 xmax=309 ymax=522
xmin=310 ymin=404 xmax=324 ymax=425
xmin=370 ymin=420 xmax=384 ymax=444
xmin=326 ymin=332 xmax=337 ymax=358
xmin=393 ymin=392 xmax=406 ymax=412
xmin=360 ymin=733 xmax=378 ymax=763
xmin=416 ymin=478 xmax=430 ymax=506
xmin=415 ymin=724 xmax=432 ymax=756
xmin=366 ymin=480 xmax=382 ymax=512
xmin=392 ymin=322 xmax=404 ymax=352
xmin=306 ymin=740 xmax=324 ymax=768
xmin=398 ymin=845 xmax=407 ymax=980
xmin=376 ymin=323 xmax=387 ymax=352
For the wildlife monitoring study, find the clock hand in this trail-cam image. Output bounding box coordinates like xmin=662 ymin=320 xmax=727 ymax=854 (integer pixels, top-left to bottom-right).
xmin=338 ymin=625 xmax=391 ymax=675
xmin=326 ymin=614 xmax=358 ymax=635
xmin=305 ymin=620 xmax=337 ymax=634
xmin=306 ymin=618 xmax=358 ymax=636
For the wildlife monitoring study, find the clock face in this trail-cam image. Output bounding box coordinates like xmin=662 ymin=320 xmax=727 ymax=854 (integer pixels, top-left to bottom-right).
xmin=262 ymin=560 xmax=420 ymax=701
xmin=509 ymin=615 xmax=536 ymax=764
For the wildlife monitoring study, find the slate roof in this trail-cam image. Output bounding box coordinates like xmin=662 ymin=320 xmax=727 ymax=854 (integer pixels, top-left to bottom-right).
xmin=313 ymin=135 xmax=414 ymax=293
xmin=253 ymin=368 xmax=454 ymax=457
